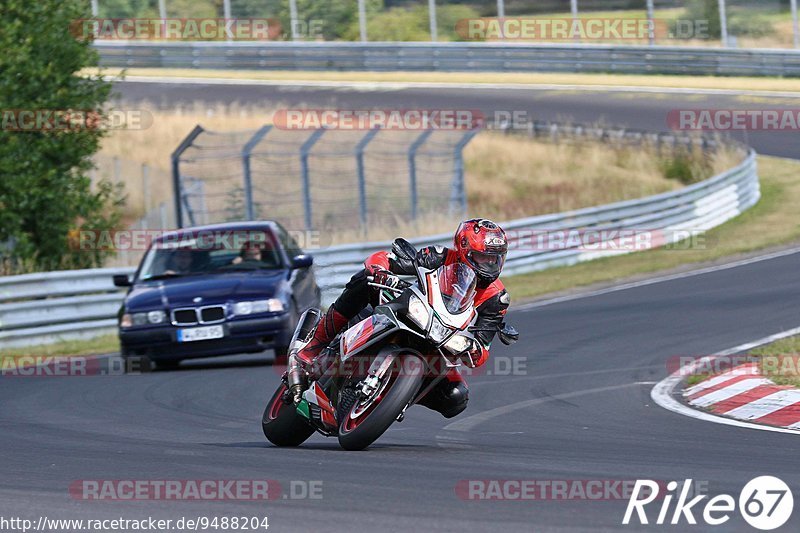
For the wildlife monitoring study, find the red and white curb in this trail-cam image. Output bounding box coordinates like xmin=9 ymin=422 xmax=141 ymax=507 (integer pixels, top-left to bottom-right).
xmin=651 ymin=325 xmax=800 ymax=435
xmin=684 ymin=363 xmax=800 ymax=430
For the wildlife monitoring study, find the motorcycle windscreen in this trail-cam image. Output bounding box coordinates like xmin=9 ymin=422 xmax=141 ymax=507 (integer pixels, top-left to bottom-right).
xmin=340 ymin=314 xmax=394 ymax=359
xmin=436 ymin=263 xmax=477 ymax=314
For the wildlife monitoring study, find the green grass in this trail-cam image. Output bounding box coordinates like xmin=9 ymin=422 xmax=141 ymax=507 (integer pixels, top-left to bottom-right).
xmin=4 ymin=334 xmax=120 ymax=359
xmin=751 ymin=336 xmax=800 ymax=388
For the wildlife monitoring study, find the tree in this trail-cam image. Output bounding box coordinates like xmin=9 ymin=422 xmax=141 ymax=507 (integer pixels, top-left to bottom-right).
xmin=0 ymin=0 xmax=124 ymax=272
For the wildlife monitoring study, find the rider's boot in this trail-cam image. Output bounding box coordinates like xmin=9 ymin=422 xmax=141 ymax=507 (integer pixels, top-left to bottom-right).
xmin=287 ymin=306 xmax=349 ymax=404
xmin=295 ymin=305 xmax=349 ymax=367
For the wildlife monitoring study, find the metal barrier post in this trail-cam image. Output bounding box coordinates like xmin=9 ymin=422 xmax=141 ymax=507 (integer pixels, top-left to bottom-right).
xmin=355 ymin=127 xmax=380 ymax=232
xmin=241 ymin=125 xmax=272 ymax=220
xmin=300 ymin=129 xmax=326 ymax=230
xmin=450 ymin=129 xmax=480 ymax=215
xmin=408 ymin=129 xmax=433 ymax=221
xmin=171 ymin=125 xmax=204 ymax=228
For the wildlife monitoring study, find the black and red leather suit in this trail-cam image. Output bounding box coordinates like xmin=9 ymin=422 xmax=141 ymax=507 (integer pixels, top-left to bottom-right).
xmin=301 ymin=245 xmax=510 ymax=418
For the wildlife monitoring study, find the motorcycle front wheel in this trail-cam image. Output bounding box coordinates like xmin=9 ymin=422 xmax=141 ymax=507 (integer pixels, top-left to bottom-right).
xmin=337 ymin=353 xmax=424 ymax=451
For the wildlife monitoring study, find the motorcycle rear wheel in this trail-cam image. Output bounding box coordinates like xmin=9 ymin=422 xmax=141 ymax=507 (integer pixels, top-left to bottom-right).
xmin=262 ymin=384 xmax=315 ymax=447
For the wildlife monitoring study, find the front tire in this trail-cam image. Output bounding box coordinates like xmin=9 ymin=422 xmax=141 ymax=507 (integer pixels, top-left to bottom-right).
xmin=262 ymin=384 xmax=314 ymax=447
xmin=337 ymin=353 xmax=424 ymax=451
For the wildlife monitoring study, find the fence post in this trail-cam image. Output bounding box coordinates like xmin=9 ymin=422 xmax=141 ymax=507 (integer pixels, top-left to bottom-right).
xmin=355 ymin=127 xmax=380 ymax=233
xmin=646 ymin=0 xmax=655 ymax=46
xmin=141 ymin=163 xmax=150 ymax=215
xmin=159 ymin=202 xmax=168 ymax=230
xmin=571 ymin=0 xmax=579 ymax=43
xmin=428 ymin=0 xmax=438 ymax=41
xmin=450 ymin=129 xmax=480 ymax=215
xmin=241 ymin=125 xmax=272 ymax=221
xmin=408 ymin=129 xmax=433 ymax=221
xmin=300 ymin=129 xmax=326 ymax=230
xmin=171 ymin=125 xmax=204 ymax=228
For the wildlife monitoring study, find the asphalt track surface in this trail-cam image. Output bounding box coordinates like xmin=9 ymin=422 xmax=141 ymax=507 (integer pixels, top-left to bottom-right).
xmin=1 ymin=81 xmax=799 ymax=532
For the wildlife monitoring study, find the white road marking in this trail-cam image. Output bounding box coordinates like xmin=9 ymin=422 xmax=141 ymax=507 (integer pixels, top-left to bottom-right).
xmin=442 ymin=382 xmax=640 ymax=433
xmin=723 ymin=390 xmax=800 ymax=420
xmin=116 ymin=75 xmax=800 ymax=99
xmin=651 ymin=326 xmax=800 ymax=435
xmin=689 ymin=378 xmax=772 ymax=407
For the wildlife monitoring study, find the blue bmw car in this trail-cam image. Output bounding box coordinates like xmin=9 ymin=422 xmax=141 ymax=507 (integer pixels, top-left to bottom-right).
xmin=114 ymin=221 xmax=320 ymax=369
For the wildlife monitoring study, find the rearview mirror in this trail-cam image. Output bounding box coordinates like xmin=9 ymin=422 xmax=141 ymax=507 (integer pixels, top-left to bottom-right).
xmin=498 ymin=323 xmax=519 ymax=346
xmin=113 ymin=274 xmax=132 ymax=287
xmin=392 ymin=238 xmax=417 ymax=262
xmin=292 ymin=254 xmax=313 ymax=269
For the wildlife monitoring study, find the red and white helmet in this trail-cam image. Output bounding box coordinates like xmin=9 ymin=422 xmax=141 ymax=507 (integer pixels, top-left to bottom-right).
xmin=453 ymin=219 xmax=508 ymax=284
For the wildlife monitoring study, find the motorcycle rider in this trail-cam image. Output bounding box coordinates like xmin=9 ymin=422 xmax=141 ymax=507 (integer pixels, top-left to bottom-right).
xmin=295 ymin=218 xmax=511 ymax=418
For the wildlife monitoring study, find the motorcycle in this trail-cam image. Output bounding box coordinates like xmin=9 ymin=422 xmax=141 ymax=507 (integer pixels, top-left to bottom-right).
xmin=261 ymin=238 xmax=518 ymax=450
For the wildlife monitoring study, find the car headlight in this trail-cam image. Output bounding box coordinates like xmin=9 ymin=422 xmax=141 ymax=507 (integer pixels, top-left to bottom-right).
xmin=233 ymin=299 xmax=284 ymax=316
xmin=147 ymin=310 xmax=166 ymax=324
xmin=444 ymin=334 xmax=472 ymax=354
xmin=429 ymin=316 xmax=453 ymax=345
xmin=406 ymin=294 xmax=430 ymax=329
xmin=121 ymin=311 xmax=166 ymax=328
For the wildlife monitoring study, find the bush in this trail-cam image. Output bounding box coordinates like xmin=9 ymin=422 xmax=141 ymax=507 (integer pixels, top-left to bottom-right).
xmin=0 ymin=0 xmax=124 ymax=272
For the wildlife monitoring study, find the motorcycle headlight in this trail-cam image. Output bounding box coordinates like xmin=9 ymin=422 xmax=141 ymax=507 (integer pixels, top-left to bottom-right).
xmin=429 ymin=316 xmax=453 ymax=345
xmin=444 ymin=334 xmax=472 ymax=354
xmin=407 ymin=294 xmax=430 ymax=329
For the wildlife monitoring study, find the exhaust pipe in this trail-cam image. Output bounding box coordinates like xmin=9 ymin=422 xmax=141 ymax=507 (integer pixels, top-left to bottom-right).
xmin=287 ymin=309 xmax=323 ymax=404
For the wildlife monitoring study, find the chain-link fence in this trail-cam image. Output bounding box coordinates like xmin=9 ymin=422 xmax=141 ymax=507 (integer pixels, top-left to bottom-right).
xmin=87 ymin=1 xmax=800 ymax=49
xmin=171 ymin=126 xmax=478 ymax=234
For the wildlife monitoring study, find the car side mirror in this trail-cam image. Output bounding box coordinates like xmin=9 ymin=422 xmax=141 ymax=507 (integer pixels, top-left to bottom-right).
xmin=392 ymin=238 xmax=417 ymax=262
xmin=498 ymin=323 xmax=519 ymax=346
xmin=292 ymin=254 xmax=313 ymax=269
xmin=113 ymin=274 xmax=132 ymax=287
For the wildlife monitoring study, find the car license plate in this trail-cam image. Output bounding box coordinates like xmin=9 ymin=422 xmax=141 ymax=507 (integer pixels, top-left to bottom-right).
xmin=177 ymin=325 xmax=224 ymax=343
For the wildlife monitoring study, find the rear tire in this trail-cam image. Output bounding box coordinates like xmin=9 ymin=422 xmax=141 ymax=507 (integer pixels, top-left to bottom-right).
xmin=337 ymin=353 xmax=424 ymax=451
xmin=262 ymin=384 xmax=314 ymax=447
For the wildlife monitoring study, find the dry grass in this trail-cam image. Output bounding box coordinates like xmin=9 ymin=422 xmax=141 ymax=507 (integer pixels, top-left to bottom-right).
xmin=503 ymin=155 xmax=800 ymax=301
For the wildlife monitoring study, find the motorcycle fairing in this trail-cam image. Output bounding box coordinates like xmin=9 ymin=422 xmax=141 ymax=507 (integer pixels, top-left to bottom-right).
xmin=340 ymin=313 xmax=395 ymax=361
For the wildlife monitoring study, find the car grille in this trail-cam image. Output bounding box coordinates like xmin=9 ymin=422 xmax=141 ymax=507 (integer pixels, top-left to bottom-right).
xmin=171 ymin=306 xmax=226 ymax=326
xmin=200 ymin=306 xmax=225 ymax=323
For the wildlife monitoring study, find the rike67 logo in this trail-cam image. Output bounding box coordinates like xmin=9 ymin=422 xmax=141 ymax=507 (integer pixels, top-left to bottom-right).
xmin=623 ymin=477 xmax=794 ymax=530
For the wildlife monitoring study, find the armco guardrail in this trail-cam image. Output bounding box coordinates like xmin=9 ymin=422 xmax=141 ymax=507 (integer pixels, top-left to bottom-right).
xmin=0 ymin=148 xmax=759 ymax=350
xmin=95 ymin=41 xmax=800 ymax=77
xmin=0 ymin=268 xmax=134 ymax=349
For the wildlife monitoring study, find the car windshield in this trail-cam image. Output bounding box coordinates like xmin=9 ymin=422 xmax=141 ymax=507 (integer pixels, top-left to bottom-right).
xmin=137 ymin=232 xmax=283 ymax=281
xmin=436 ymin=263 xmax=477 ymax=314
